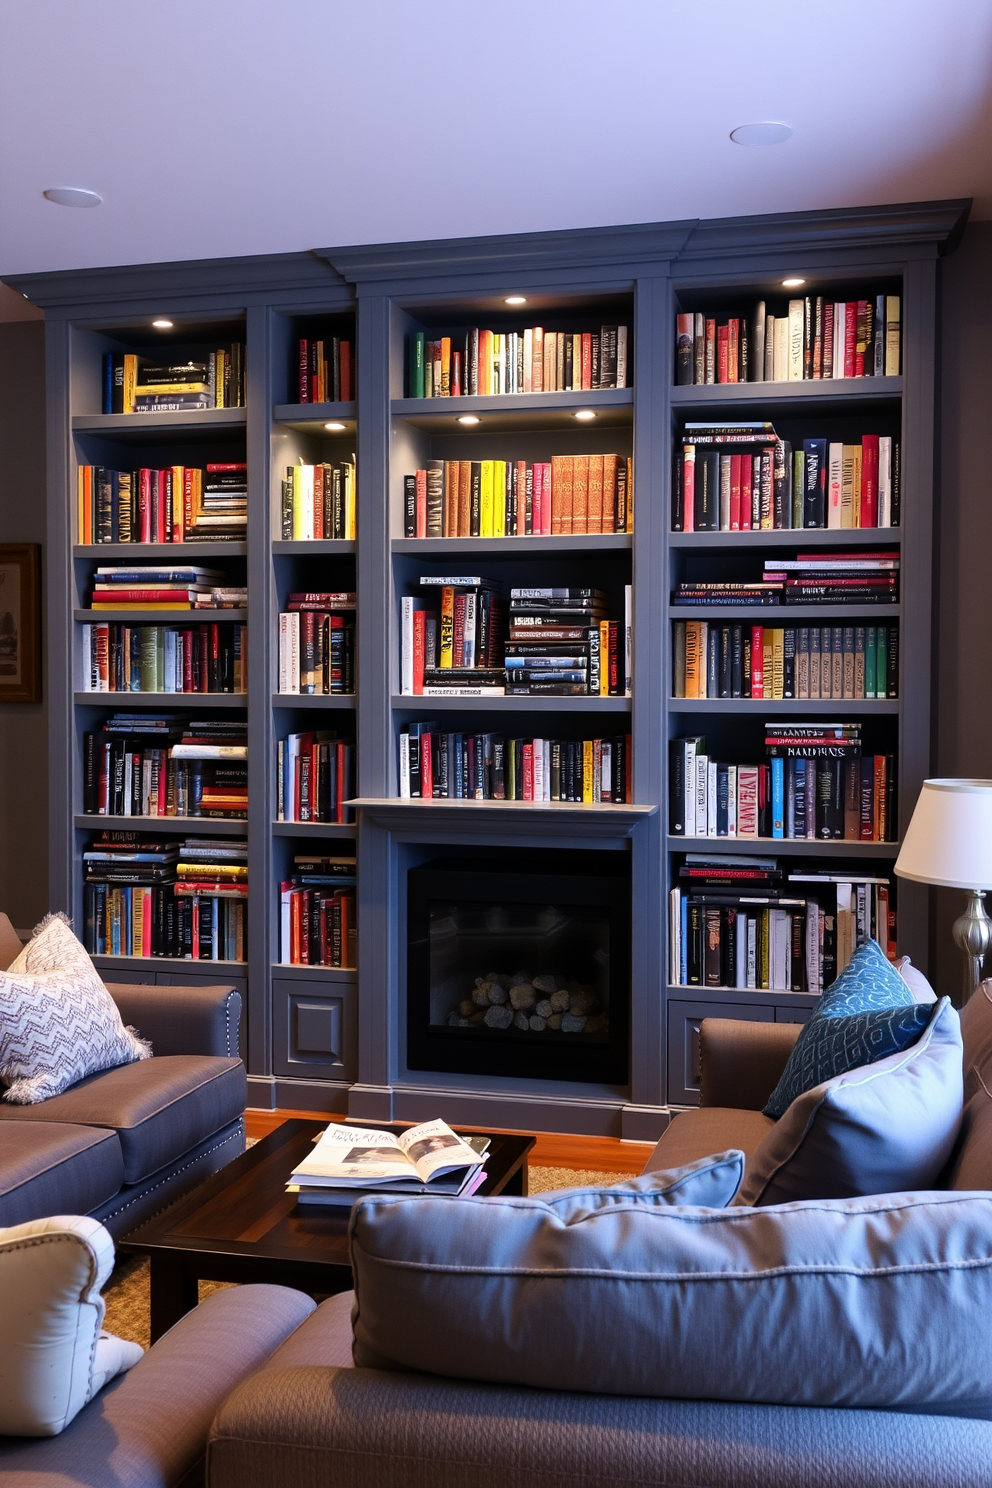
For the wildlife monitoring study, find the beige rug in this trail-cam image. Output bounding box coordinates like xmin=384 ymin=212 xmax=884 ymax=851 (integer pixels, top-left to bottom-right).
xmin=102 ymin=1164 xmax=630 ymax=1350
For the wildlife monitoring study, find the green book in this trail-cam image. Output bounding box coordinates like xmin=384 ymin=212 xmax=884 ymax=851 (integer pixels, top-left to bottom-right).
xmin=791 ymin=450 xmax=804 ymax=529
xmin=408 ymin=331 xmax=425 ymax=399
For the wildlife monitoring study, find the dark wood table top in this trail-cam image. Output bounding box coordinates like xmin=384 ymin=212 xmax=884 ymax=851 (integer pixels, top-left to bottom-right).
xmin=121 ymin=1120 xmax=535 ymax=1274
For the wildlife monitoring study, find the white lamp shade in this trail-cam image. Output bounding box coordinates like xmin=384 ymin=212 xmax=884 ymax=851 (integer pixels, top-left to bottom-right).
xmin=895 ymin=779 xmax=992 ymax=890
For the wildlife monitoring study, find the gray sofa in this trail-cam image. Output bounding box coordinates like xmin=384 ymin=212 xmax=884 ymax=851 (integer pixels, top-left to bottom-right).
xmin=0 ymin=914 xmax=246 ymax=1238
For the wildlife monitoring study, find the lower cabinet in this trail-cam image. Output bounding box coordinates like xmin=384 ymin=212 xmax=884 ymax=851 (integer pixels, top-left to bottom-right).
xmin=666 ymin=994 xmax=817 ymax=1106
xmin=272 ymin=976 xmax=357 ymax=1081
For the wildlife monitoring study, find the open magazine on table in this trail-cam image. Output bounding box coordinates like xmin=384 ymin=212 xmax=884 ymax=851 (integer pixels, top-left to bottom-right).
xmin=287 ymin=1118 xmax=490 ymax=1204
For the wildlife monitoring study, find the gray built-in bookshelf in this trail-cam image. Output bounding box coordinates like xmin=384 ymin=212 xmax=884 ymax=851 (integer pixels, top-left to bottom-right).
xmin=9 ymin=199 xmax=967 ymax=1138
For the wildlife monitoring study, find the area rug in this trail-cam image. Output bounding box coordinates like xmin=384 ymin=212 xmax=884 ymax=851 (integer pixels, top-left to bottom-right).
xmin=102 ymin=1164 xmax=630 ymax=1350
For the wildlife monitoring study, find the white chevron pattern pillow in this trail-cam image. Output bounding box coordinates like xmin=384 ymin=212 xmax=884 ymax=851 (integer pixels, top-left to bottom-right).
xmin=0 ymin=913 xmax=150 ymax=1104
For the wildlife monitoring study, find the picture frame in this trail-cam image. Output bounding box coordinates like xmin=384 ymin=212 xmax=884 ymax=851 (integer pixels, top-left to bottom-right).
xmin=0 ymin=544 xmax=41 ymax=703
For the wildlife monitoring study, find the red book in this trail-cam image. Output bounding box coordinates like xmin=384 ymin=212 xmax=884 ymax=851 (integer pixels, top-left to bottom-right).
xmin=421 ymin=732 xmax=433 ymax=799
xmin=581 ymin=333 xmax=592 ymax=391
xmin=822 ymin=302 xmax=835 ymax=379
xmin=412 ymin=609 xmax=426 ymax=695
xmin=740 ymin=455 xmax=752 ymax=531
xmin=860 ymin=435 xmax=879 ymax=527
xmin=522 ymin=743 xmax=534 ymax=801
xmin=191 ymin=898 xmax=199 ymax=960
xmin=339 ymin=341 xmax=352 ymax=402
xmin=138 ymin=469 xmax=152 ymax=543
xmin=92 ymin=588 xmax=199 ymax=603
xmin=336 ymin=741 xmax=348 ymax=824
xmin=751 ymin=626 xmax=764 ymax=697
xmin=608 ymin=620 xmax=620 ymax=694
xmin=205 ymin=463 xmax=247 ymax=472
xmin=717 ymin=324 xmax=729 ymax=384
xmin=451 ymin=350 xmax=462 ymax=398
xmin=182 ymin=632 xmax=193 ymax=692
xmin=298 ymin=340 xmax=310 ymax=403
xmin=415 ymin=470 xmax=427 ymax=539
xmin=705 ymin=319 xmax=716 ymax=381
xmin=683 ymin=450 xmax=695 ymax=534
xmin=198 ymin=624 xmax=210 ymax=692
xmin=855 ymin=301 xmax=867 ymax=377
xmin=727 ymin=319 xmax=739 ymax=383
xmin=532 ymin=462 xmax=543 ymax=534
xmin=452 ymin=591 xmax=468 ymax=667
xmin=844 ymin=303 xmax=857 ymax=378
xmin=729 ymin=453 xmax=742 ymax=530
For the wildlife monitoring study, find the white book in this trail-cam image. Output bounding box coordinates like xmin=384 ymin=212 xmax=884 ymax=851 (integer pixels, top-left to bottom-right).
xmin=523 ymin=328 xmax=533 ymax=391
xmin=669 ymin=888 xmax=681 ymax=985
xmin=616 ymin=325 xmax=628 ymax=389
xmin=286 ymin=732 xmax=301 ymax=820
xmin=495 ymin=334 xmax=505 ymax=396
xmin=293 ymin=465 xmax=314 ymax=542
xmin=827 ymin=442 xmax=844 ymax=528
xmin=289 ymin=613 xmax=300 ymax=693
xmin=805 ymin=902 xmax=820 ymax=996
xmin=684 ymin=739 xmax=698 ymax=836
xmin=400 ymin=596 xmax=415 ymax=696
xmin=276 ymin=740 xmax=284 ymax=821
xmin=122 ymin=754 xmax=132 ymax=815
xmin=695 ymin=753 xmax=708 ymax=836
xmin=763 ymin=315 xmax=776 ymax=380
xmin=462 ymin=591 xmax=477 ymax=668
xmin=706 ymin=760 xmax=718 ymax=838
xmin=278 ymin=614 xmax=289 ymax=693
xmin=752 ymin=302 xmax=766 ymax=381
xmin=772 ymin=909 xmax=790 ymax=989
xmin=143 ymin=757 xmax=153 ymax=815
xmin=773 ymin=318 xmax=789 ymax=381
xmin=746 ymin=916 xmax=757 ymax=988
xmin=735 ymin=914 xmax=748 ymax=989
xmin=787 ymin=299 xmax=804 ymax=380
xmin=399 ymin=732 xmax=411 ymax=798
xmin=163 ymin=628 xmax=177 ymax=692
xmin=719 ymin=455 xmax=732 ymax=532
xmin=600 ymin=741 xmax=612 ymax=803
xmin=833 ymin=302 xmax=846 ymax=379
xmin=878 ymin=437 xmax=892 ymax=526
xmin=81 ymin=625 xmax=92 ymax=691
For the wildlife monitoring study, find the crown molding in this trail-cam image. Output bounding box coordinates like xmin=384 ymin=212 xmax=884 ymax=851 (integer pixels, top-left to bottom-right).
xmin=677 ymin=199 xmax=972 ymax=264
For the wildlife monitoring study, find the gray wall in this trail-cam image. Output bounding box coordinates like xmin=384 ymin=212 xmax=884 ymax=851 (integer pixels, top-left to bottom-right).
xmin=0 ymin=320 xmax=48 ymax=933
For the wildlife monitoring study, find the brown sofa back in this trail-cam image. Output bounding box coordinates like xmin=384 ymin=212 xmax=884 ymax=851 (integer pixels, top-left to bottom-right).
xmin=947 ymin=982 xmax=992 ymax=1190
xmin=0 ymin=913 xmax=24 ymax=973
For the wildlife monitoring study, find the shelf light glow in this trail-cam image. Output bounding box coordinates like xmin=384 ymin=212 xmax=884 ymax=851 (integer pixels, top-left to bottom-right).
xmin=781 ymin=278 xmax=806 ymax=288
xmin=324 ymin=421 xmax=347 ymax=431
xmin=457 ymin=415 xmax=480 ymax=425
xmin=574 ymin=409 xmax=596 ymax=421
xmin=504 ymin=296 xmax=527 ymax=305
xmin=152 ymin=319 xmax=173 ymax=329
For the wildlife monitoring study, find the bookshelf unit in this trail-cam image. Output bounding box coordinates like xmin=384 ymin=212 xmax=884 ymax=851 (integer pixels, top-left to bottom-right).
xmin=13 ymin=201 xmax=965 ymax=1134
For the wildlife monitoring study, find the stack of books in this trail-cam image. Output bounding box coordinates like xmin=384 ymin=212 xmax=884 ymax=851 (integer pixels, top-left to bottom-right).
xmin=403 ymin=454 xmax=632 ymax=537
xmin=675 ymin=295 xmax=900 ymax=385
xmin=191 ymin=464 xmax=247 ymax=541
xmin=193 ymin=584 xmax=246 ymax=609
xmin=287 ymin=1120 xmax=488 ymax=1207
xmin=400 ymin=578 xmax=507 ymax=696
xmin=407 ymin=325 xmax=629 ymax=397
xmin=173 ymin=836 xmax=248 ymax=961
xmin=296 ymin=337 xmax=353 ymax=403
xmin=764 ymin=552 xmax=900 ymax=605
xmin=667 ymin=854 xmax=896 ymax=993
xmin=672 ymin=621 xmax=898 ymax=700
xmin=89 ymin=566 xmax=223 ymax=611
xmin=670 ymin=724 xmax=896 ymax=842
xmin=277 ymin=592 xmax=356 ymax=694
xmin=509 ymin=586 xmax=631 ymax=696
xmin=83 ymin=833 xmax=179 ymax=957
xmin=398 ymin=725 xmax=631 ymax=802
xmin=276 ymin=731 xmax=355 ymax=824
xmin=280 ymin=460 xmax=356 ymax=540
xmin=103 ymin=346 xmax=245 ymax=413
xmin=279 ymin=855 xmax=357 ymax=967
xmin=171 ymin=722 xmax=247 ymax=819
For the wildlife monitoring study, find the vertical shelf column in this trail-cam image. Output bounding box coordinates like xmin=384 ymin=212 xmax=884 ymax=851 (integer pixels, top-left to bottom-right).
xmin=46 ymin=315 xmax=74 ymax=916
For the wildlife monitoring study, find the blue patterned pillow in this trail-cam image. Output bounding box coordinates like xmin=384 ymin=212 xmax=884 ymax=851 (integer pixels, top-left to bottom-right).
xmin=764 ymin=939 xmax=924 ymax=1119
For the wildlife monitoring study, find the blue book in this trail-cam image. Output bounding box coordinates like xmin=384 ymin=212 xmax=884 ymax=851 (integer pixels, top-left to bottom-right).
xmin=771 ymin=756 xmax=785 ymax=839
xmin=802 ymin=438 xmax=828 ymax=527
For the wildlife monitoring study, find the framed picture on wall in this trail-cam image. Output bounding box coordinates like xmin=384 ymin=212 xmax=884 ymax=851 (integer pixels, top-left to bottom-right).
xmin=0 ymin=544 xmax=41 ymax=703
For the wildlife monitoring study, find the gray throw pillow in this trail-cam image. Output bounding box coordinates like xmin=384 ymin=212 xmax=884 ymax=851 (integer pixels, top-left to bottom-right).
xmin=736 ymin=996 xmax=962 ymax=1206
xmin=537 ymin=1149 xmax=745 ymax=1209
xmin=350 ymin=1185 xmax=992 ymax=1417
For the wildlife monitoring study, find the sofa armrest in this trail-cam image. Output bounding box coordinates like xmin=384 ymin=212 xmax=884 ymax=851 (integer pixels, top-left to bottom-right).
xmin=109 ymin=983 xmax=242 ymax=1058
xmin=0 ymin=1284 xmax=314 ymax=1486
xmin=699 ymin=1017 xmax=801 ymax=1111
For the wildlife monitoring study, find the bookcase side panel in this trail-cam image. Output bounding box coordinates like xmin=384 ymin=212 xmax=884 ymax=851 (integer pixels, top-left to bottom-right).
xmin=46 ymin=316 xmax=75 ymax=918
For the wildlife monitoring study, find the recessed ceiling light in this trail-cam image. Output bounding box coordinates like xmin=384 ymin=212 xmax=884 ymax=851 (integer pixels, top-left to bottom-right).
xmin=574 ymin=409 xmax=596 ymax=421
xmin=324 ymin=421 xmax=346 ymax=431
xmin=457 ymin=415 xmax=480 ymax=425
xmin=504 ymin=296 xmax=527 ymax=306
xmin=781 ymin=278 xmax=806 ymax=288
xmin=729 ymin=122 xmax=793 ymax=147
xmin=43 ymin=187 xmax=102 ymax=208
xmin=152 ymin=318 xmax=173 ymax=329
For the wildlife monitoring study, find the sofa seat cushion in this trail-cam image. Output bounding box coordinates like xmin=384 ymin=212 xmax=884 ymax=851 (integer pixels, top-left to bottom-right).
xmin=643 ymin=1108 xmax=774 ymax=1172
xmin=0 ymin=1055 xmax=245 ymax=1184
xmin=350 ymin=1188 xmax=992 ymax=1417
xmin=0 ymin=1122 xmax=123 ymax=1227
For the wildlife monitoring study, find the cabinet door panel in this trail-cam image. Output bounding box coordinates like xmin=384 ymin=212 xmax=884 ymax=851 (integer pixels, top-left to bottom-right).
xmin=272 ymin=978 xmax=357 ymax=1080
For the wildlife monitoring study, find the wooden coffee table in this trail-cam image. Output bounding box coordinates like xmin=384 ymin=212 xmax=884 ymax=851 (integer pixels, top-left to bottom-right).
xmin=122 ymin=1119 xmax=535 ymax=1341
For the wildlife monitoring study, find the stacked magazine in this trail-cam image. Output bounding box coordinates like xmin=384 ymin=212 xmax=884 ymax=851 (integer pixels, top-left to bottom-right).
xmin=287 ymin=1119 xmax=489 ymax=1207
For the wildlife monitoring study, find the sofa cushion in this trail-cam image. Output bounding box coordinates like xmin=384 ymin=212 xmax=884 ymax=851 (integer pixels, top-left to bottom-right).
xmin=894 ymin=954 xmax=938 ymax=1004
xmin=350 ymin=1187 xmax=992 ymax=1416
xmin=0 ymin=914 xmax=150 ymax=1104
xmin=737 ymin=997 xmax=963 ymax=1206
xmin=0 ymin=1215 xmax=142 ymax=1436
xmin=0 ymin=1055 xmax=246 ymax=1184
xmin=643 ymin=1108 xmax=775 ymax=1171
xmin=764 ymin=939 xmax=928 ymax=1118
xmin=0 ymin=1121 xmax=123 ymax=1227
xmin=947 ymin=981 xmax=992 ymax=1190
xmin=540 ymin=1150 xmax=746 ymax=1208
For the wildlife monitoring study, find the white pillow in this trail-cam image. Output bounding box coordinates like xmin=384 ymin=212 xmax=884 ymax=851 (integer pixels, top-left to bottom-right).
xmin=0 ymin=1215 xmax=143 ymax=1436
xmin=0 ymin=913 xmax=150 ymax=1103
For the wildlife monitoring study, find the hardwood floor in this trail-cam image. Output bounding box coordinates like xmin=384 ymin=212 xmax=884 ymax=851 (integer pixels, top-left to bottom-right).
xmin=244 ymin=1107 xmax=655 ymax=1174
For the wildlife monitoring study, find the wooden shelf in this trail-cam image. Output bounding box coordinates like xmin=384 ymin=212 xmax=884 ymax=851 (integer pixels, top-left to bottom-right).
xmin=72 ymin=408 xmax=246 ymax=441
xmin=669 ymin=529 xmax=902 ymax=549
xmin=74 ymin=543 xmax=247 ymax=559
xmin=74 ymin=609 xmax=246 ymax=623
xmin=667 ymin=836 xmax=899 ymax=857
xmin=392 ymin=387 xmax=632 ymax=431
xmin=668 ymin=698 xmax=899 ymax=714
xmin=74 ymin=692 xmax=246 ymax=708
xmin=272 ymin=401 xmax=356 ymax=431
xmin=670 ymin=377 xmax=902 ymax=411
xmin=392 ymin=535 xmax=632 ymax=555
xmin=76 ymin=814 xmax=244 ymax=835
xmin=391 ymin=693 xmax=632 ymax=713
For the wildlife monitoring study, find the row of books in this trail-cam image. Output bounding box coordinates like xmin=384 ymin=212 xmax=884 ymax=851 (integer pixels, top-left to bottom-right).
xmin=83 ymin=717 xmax=247 ymax=819
xmin=276 ymin=733 xmax=356 ymax=824
xmin=81 ymin=623 xmax=247 ymax=694
xmin=102 ymin=350 xmax=246 ymax=414
xmin=296 ymin=338 xmax=353 ymax=404
xmin=672 ymin=622 xmax=898 ymax=701
xmin=673 ymin=426 xmax=899 ymax=532
xmin=82 ymin=834 xmax=248 ymax=960
xmin=673 ymin=553 xmax=900 ymax=608
xmin=88 ymin=566 xmax=245 ymax=612
xmin=674 ymin=296 xmax=900 ymax=385
xmin=279 ymin=856 xmax=357 ymax=967
xmin=667 ymin=856 xmax=895 ymax=991
xmin=403 ymin=455 xmax=633 ymax=538
xmin=399 ymin=726 xmax=631 ymax=802
xmin=276 ymin=595 xmax=356 ymax=695
xmin=670 ymin=726 xmax=896 ymax=841
xmin=407 ymin=325 xmax=629 ymax=398
xmin=280 ymin=461 xmax=356 ymax=541
xmin=78 ymin=464 xmax=248 ymax=545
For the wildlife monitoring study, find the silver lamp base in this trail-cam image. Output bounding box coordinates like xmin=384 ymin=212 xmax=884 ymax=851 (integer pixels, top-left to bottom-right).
xmin=952 ymin=890 xmax=992 ymax=1002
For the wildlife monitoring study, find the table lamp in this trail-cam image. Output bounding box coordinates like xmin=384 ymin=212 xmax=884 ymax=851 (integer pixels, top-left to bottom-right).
xmin=895 ymin=779 xmax=992 ymax=1001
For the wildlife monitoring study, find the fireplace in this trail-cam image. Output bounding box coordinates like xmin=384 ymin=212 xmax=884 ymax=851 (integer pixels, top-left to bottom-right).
xmin=407 ymin=850 xmax=629 ymax=1084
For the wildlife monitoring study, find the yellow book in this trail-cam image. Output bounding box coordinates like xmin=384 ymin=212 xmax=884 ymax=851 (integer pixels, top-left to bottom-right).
xmin=440 ymin=338 xmax=451 ymax=396
xmin=439 ymin=587 xmax=455 ymax=668
xmin=850 ymin=446 xmax=862 ymax=528
xmin=214 ymin=350 xmax=225 ymax=408
xmin=771 ymin=629 xmax=784 ymax=700
xmin=344 ymin=463 xmax=356 ymax=541
xmin=582 ymin=740 xmax=594 ymax=803
xmin=90 ymin=602 xmax=193 ymax=611
xmin=77 ymin=465 xmax=85 ymax=543
xmin=761 ymin=910 xmax=770 ymax=988
xmin=600 ymin=620 xmax=610 ymax=696
xmin=134 ymin=382 xmax=211 ymax=395
xmin=684 ymin=621 xmax=699 ymax=699
xmin=696 ymin=620 xmax=709 ymax=698
xmin=132 ymin=887 xmax=144 ymax=953
xmin=171 ymin=465 xmax=185 ymax=540
xmin=763 ymin=632 xmax=774 ymax=695
xmin=122 ymin=354 xmax=138 ymax=413
xmin=841 ymin=446 xmax=857 ymax=528
xmin=492 ymin=461 xmax=506 ymax=537
xmin=480 ymin=461 xmax=494 ymax=538
xmin=626 ymin=456 xmax=634 ymax=533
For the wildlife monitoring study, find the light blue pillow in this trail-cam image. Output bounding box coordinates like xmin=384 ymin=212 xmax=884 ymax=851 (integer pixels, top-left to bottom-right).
xmin=764 ymin=939 xmax=924 ymax=1118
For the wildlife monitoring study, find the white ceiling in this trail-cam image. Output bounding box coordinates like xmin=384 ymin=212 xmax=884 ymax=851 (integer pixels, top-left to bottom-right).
xmin=1 ymin=0 xmax=991 ymax=286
